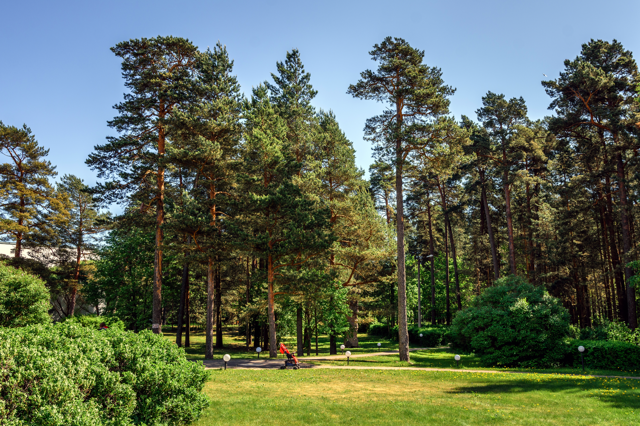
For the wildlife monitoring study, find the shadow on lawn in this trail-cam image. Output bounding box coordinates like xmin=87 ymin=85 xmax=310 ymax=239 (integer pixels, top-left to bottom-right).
xmin=449 ymin=378 xmax=640 ymax=410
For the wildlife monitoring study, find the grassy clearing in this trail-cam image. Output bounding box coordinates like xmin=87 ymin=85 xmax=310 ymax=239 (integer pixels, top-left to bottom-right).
xmin=308 ymin=347 xmax=640 ymax=378
xmin=193 ymin=368 xmax=640 ymax=425
xmin=162 ymin=328 xmax=398 ymax=360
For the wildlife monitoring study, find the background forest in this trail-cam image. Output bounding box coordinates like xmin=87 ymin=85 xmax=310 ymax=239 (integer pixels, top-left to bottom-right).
xmin=1 ymin=36 xmax=639 ymax=362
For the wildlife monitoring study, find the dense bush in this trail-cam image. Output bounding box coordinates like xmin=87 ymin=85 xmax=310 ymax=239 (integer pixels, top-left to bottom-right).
xmin=407 ymin=325 xmax=448 ymax=347
xmin=450 ymin=275 xmax=570 ymax=367
xmin=565 ymin=340 xmax=640 ymax=371
xmin=0 ymin=261 xmax=50 ymax=327
xmin=61 ymin=314 xmax=126 ymax=331
xmin=367 ymin=322 xmax=391 ymax=338
xmin=0 ymin=322 xmax=209 ymax=425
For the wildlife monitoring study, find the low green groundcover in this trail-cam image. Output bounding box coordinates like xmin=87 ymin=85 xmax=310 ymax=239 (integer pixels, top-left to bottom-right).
xmin=0 ymin=322 xmax=209 ymax=426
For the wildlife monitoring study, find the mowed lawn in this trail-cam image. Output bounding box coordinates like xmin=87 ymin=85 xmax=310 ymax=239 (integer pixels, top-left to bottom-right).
xmin=193 ymin=369 xmax=640 ymax=426
xmin=308 ymin=348 xmax=640 ymax=378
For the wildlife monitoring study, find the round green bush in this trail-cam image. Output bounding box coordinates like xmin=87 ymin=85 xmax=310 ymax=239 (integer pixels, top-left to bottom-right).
xmin=450 ymin=275 xmax=570 ymax=367
xmin=0 ymin=322 xmax=209 ymax=425
xmin=0 ymin=261 xmax=50 ymax=327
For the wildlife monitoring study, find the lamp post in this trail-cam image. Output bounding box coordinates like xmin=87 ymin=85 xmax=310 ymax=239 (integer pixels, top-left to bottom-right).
xmin=578 ymin=346 xmax=585 ymax=371
xmin=223 ymin=354 xmax=231 ymax=370
xmin=256 ymin=347 xmax=262 ymax=359
xmin=377 ymin=342 xmax=381 ymax=352
xmin=340 ymin=344 xmax=345 ymax=355
xmin=346 ymin=351 xmax=351 ymax=365
xmin=455 ymin=354 xmax=461 ymax=368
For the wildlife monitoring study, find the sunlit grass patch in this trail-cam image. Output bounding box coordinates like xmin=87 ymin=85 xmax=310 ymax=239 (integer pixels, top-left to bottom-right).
xmin=194 ymin=369 xmax=640 ymax=425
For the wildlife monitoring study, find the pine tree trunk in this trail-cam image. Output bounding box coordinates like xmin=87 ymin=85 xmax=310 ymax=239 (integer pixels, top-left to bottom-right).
xmin=205 ymin=257 xmax=214 ymax=359
xmin=296 ymin=307 xmax=303 ymax=356
xmin=176 ymin=260 xmax=189 ymax=347
xmin=152 ymin=123 xmax=165 ymax=334
xmin=503 ymin=167 xmax=517 ymax=275
xmin=346 ymin=300 xmax=359 ymax=347
xmin=246 ymin=257 xmax=252 ymax=351
xmin=616 ymin=151 xmax=637 ymax=329
xmin=427 ymin=199 xmax=436 ymax=324
xmin=447 ymin=215 xmax=462 ymax=310
xmin=315 ymin=306 xmax=319 ymax=355
xmin=267 ymin=254 xmax=277 ymax=358
xmin=185 ymin=285 xmax=190 ymax=347
xmin=329 ymin=334 xmax=337 ymax=355
xmin=215 ymin=262 xmax=223 ymax=348
xmin=444 ymin=220 xmax=451 ymax=325
xmin=481 ymin=174 xmax=500 ymax=281
xmin=395 ymin=138 xmax=410 ymax=362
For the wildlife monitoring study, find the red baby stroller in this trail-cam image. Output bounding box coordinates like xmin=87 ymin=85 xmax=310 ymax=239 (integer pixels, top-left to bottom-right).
xmin=279 ymin=343 xmax=300 ymax=370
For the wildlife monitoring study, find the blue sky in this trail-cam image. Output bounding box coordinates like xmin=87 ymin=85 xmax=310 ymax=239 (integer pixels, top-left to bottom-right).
xmin=1 ymin=0 xmax=638 ymax=190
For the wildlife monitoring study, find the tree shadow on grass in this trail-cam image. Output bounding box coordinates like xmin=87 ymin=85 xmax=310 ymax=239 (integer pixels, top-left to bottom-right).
xmin=448 ymin=377 xmax=640 ymax=410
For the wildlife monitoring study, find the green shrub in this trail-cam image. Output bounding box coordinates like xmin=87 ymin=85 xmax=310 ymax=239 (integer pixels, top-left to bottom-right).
xmin=449 ymin=275 xmax=571 ymax=367
xmin=564 ymin=340 xmax=640 ymax=371
xmin=367 ymin=322 xmax=391 ymax=338
xmin=407 ymin=325 xmax=448 ymax=347
xmin=0 ymin=261 xmax=50 ymax=327
xmin=0 ymin=322 xmax=209 ymax=425
xmin=61 ymin=314 xmax=125 ymax=331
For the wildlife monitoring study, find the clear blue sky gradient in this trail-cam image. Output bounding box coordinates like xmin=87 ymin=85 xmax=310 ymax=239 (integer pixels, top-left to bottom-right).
xmin=1 ymin=0 xmax=639 ymax=191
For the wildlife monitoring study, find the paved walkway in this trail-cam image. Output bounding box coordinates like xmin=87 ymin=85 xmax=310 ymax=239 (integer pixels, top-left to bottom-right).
xmin=200 ymin=351 xmax=640 ymax=380
xmin=200 ymin=348 xmax=431 ymax=369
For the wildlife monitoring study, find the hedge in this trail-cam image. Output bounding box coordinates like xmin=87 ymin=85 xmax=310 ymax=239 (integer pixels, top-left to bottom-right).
xmin=0 ymin=322 xmax=209 ymax=425
xmin=564 ymin=340 xmax=640 ymax=371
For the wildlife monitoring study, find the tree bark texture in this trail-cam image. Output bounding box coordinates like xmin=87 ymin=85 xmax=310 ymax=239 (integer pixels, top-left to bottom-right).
xmin=205 ymin=257 xmax=214 ymax=359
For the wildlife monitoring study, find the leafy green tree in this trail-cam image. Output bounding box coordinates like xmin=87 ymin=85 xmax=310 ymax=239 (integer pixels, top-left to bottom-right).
xmin=0 ymin=261 xmax=50 ymax=327
xmin=51 ymin=174 xmax=108 ymax=317
xmin=0 ymin=122 xmax=68 ymax=258
xmin=83 ymin=226 xmax=154 ymax=331
xmin=348 ymin=37 xmax=454 ymax=360
xmin=87 ymin=36 xmax=200 ymax=334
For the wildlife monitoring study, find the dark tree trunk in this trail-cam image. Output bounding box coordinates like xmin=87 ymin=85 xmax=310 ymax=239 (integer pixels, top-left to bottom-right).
xmin=176 ymin=260 xmax=189 ymax=347
xmin=604 ymin=177 xmax=628 ymax=322
xmin=205 ymin=257 xmax=214 ymax=359
xmin=245 ymin=257 xmax=252 ymax=351
xmin=315 ymin=305 xmax=319 ymax=356
xmin=296 ymin=307 xmax=303 ymax=356
xmin=503 ymin=168 xmax=517 ymax=275
xmin=446 ymin=215 xmax=462 ymax=310
xmin=616 ymin=151 xmax=637 ymax=329
xmin=481 ymin=174 xmax=500 ymax=281
xmin=346 ymin=300 xmax=359 ymax=347
xmin=395 ymin=138 xmax=410 ymax=361
xmin=427 ymin=198 xmax=437 ymax=324
xmin=329 ymin=334 xmax=337 ymax=355
xmin=185 ymin=286 xmax=190 ymax=347
xmin=444 ymin=221 xmax=451 ymax=325
xmin=215 ymin=262 xmax=223 ymax=348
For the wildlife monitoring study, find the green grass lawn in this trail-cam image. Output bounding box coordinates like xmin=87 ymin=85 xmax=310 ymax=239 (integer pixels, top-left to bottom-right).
xmin=162 ymin=327 xmax=399 ymax=360
xmin=193 ymin=368 xmax=640 ymax=425
xmin=307 ymin=347 xmax=640 ymax=378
